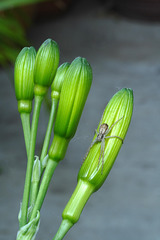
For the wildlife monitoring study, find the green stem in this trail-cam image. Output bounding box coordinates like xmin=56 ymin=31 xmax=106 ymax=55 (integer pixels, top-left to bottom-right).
xmin=53 ymin=179 xmax=94 ymax=240
xmin=29 ymin=180 xmax=39 ymax=210
xmin=29 ymin=158 xmax=58 ymax=221
xmin=20 ymin=95 xmax=43 ymax=227
xmin=29 ymin=98 xmax=58 ymax=209
xmin=52 ymin=220 xmax=73 ymax=240
xmin=20 ymin=112 xmax=31 ymax=157
xmin=40 ymin=98 xmax=58 ymax=168
xmin=29 ymin=135 xmax=69 ymax=221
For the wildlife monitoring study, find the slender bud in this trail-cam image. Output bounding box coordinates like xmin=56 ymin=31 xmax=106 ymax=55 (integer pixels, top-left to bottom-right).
xmin=14 ymin=46 xmax=36 ymax=113
xmin=34 ymin=39 xmax=59 ymax=96
xmin=49 ymin=57 xmax=92 ymax=162
xmin=61 ymin=88 xmax=133 ymax=227
xmin=51 ymin=62 xmax=70 ymax=100
xmin=32 ymin=156 xmax=41 ymax=183
xmin=54 ymin=57 xmax=92 ymax=139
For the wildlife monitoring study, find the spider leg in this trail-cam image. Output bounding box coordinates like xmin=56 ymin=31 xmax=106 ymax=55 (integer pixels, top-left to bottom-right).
xmin=107 ymin=116 xmax=124 ymax=134
xmin=97 ymin=138 xmax=106 ymax=173
xmin=99 ymin=109 xmax=105 ymax=126
xmin=105 ymin=135 xmax=123 ymax=143
xmin=96 ymin=109 xmax=106 ymax=133
xmin=94 ymin=129 xmax=99 ymax=135
xmin=83 ymin=138 xmax=98 ymax=163
xmin=101 ymin=138 xmax=106 ymax=175
xmin=97 ymin=141 xmax=103 ymax=171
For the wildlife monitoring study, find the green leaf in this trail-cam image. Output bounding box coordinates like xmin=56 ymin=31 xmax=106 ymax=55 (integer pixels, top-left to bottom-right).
xmin=0 ymin=0 xmax=45 ymax=11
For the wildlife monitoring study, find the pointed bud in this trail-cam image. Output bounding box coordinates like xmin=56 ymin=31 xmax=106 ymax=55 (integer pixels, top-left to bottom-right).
xmin=49 ymin=57 xmax=92 ymax=162
xmin=34 ymin=39 xmax=59 ymax=96
xmin=14 ymin=47 xmax=36 ymax=113
xmin=78 ymin=88 xmax=133 ymax=191
xmin=61 ymin=88 xmax=133 ymax=227
xmin=51 ymin=62 xmax=70 ymax=100
xmin=32 ymin=156 xmax=41 ymax=183
xmin=54 ymin=57 xmax=92 ymax=139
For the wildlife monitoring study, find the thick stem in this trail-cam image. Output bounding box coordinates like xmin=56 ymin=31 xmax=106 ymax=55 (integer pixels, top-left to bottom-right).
xmin=20 ymin=112 xmax=31 ymax=157
xmin=29 ymin=158 xmax=58 ymax=221
xmin=40 ymin=98 xmax=58 ymax=168
xmin=53 ymin=179 xmax=94 ymax=240
xmin=20 ymin=95 xmax=43 ymax=227
xmin=62 ymin=179 xmax=94 ymax=224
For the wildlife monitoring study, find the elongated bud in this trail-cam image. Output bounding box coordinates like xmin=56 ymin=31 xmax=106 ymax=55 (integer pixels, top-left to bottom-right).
xmin=51 ymin=62 xmax=70 ymax=100
xmin=14 ymin=47 xmax=36 ymax=113
xmin=78 ymin=88 xmax=133 ymax=191
xmin=34 ymin=38 xmax=59 ymax=96
xmin=54 ymin=57 xmax=92 ymax=139
xmin=49 ymin=57 xmax=92 ymax=162
xmin=61 ymin=88 xmax=133 ymax=227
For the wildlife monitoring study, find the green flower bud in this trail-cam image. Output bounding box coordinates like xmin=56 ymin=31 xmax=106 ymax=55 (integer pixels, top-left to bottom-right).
xmin=54 ymin=57 xmax=92 ymax=139
xmin=61 ymin=88 xmax=133 ymax=229
xmin=34 ymin=38 xmax=59 ymax=96
xmin=78 ymin=88 xmax=133 ymax=191
xmin=51 ymin=62 xmax=70 ymax=100
xmin=49 ymin=57 xmax=92 ymax=162
xmin=14 ymin=46 xmax=36 ymax=113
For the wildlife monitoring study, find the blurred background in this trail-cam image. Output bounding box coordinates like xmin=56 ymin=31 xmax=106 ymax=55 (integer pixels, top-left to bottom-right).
xmin=1 ymin=0 xmax=160 ymax=239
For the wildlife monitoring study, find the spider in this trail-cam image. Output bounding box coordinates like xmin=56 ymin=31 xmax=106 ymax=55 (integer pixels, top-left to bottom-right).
xmin=83 ymin=116 xmax=124 ymax=174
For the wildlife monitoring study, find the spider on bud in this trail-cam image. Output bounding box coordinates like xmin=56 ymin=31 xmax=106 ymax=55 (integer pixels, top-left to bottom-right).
xmin=83 ymin=116 xmax=124 ymax=174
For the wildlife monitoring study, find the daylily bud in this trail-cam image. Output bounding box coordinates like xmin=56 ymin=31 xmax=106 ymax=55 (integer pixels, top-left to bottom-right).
xmin=34 ymin=38 xmax=59 ymax=96
xmin=60 ymin=88 xmax=133 ymax=229
xmin=54 ymin=57 xmax=92 ymax=139
xmin=49 ymin=57 xmax=92 ymax=162
xmin=51 ymin=62 xmax=70 ymax=100
xmin=78 ymin=88 xmax=133 ymax=191
xmin=14 ymin=46 xmax=36 ymax=113
xmin=51 ymin=62 xmax=70 ymax=99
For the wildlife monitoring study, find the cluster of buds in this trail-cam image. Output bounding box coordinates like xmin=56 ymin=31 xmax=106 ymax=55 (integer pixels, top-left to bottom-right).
xmin=14 ymin=37 xmax=133 ymax=240
xmin=15 ymin=39 xmax=60 ymax=107
xmin=14 ymin=38 xmax=93 ymax=239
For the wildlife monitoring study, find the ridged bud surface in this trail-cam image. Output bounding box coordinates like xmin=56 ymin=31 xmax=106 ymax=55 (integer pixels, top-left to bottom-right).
xmin=54 ymin=57 xmax=92 ymax=140
xmin=51 ymin=62 xmax=70 ymax=100
xmin=34 ymin=39 xmax=59 ymax=96
xmin=78 ymin=88 xmax=133 ymax=191
xmin=62 ymin=88 xmax=133 ymax=227
xmin=14 ymin=46 xmax=36 ymax=113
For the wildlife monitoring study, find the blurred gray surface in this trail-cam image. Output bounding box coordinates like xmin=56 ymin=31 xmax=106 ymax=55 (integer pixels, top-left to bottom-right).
xmin=1 ymin=1 xmax=160 ymax=240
